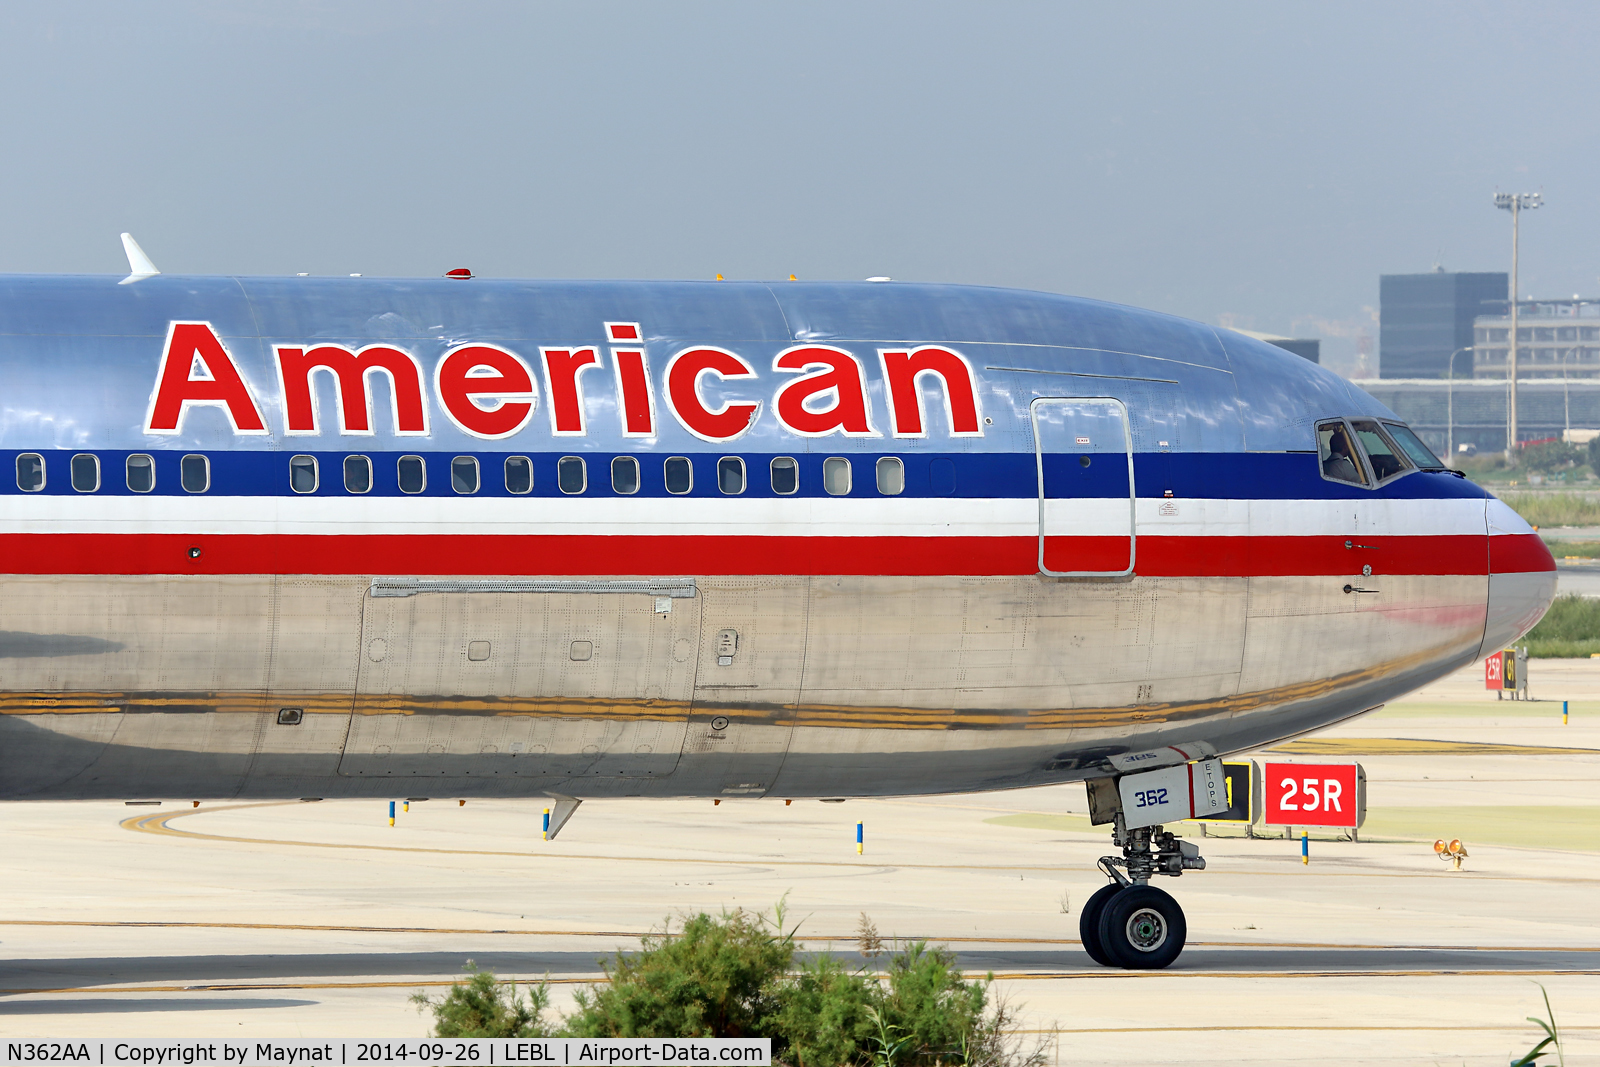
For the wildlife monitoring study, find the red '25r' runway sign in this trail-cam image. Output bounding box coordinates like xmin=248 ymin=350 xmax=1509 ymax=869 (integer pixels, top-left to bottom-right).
xmin=1262 ymin=762 xmax=1363 ymax=828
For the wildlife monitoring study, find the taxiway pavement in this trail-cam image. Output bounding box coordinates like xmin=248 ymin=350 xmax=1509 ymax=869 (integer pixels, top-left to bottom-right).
xmin=0 ymin=660 xmax=1596 ymax=1065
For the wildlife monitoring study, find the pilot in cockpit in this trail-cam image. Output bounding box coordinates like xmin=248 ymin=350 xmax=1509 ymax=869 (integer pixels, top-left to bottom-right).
xmin=1319 ymin=423 xmax=1366 ymax=484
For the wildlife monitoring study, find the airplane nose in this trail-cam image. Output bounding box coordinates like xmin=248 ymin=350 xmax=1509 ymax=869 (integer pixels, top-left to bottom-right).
xmin=1480 ymin=497 xmax=1558 ymax=658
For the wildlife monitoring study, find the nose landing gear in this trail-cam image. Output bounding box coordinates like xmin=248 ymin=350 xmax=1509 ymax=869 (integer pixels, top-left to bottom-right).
xmin=1080 ymin=813 xmax=1204 ymax=969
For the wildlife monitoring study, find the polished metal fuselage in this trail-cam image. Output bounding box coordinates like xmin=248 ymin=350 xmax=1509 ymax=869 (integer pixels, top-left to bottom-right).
xmin=0 ymin=568 xmax=1532 ymax=801
xmin=0 ymin=275 xmax=1557 ymax=802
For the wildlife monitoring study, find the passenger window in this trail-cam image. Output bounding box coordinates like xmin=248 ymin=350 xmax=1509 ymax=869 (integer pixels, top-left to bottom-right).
xmin=1350 ymin=420 xmax=1413 ymax=482
xmin=181 ymin=454 xmax=209 ymax=493
xmin=823 ymin=456 xmax=851 ymax=496
xmin=612 ymin=456 xmax=640 ymax=494
xmin=126 ymin=454 xmax=155 ymax=493
xmin=344 ymin=455 xmax=371 ymax=493
xmin=771 ymin=456 xmax=798 ymax=495
xmin=875 ymin=456 xmax=904 ymax=496
xmin=1315 ymin=423 xmax=1366 ymax=486
xmin=398 ymin=455 xmax=426 ymax=494
xmin=451 ymin=456 xmax=480 ymax=494
xmin=929 ymin=458 xmax=956 ymax=496
xmin=16 ymin=453 xmax=44 ymax=492
xmin=718 ymin=456 xmax=745 ymax=495
xmin=558 ymin=456 xmax=586 ymax=494
xmin=71 ymin=453 xmax=100 ymax=492
xmin=290 ymin=455 xmax=319 ymax=493
xmin=505 ymin=456 xmax=532 ymax=494
xmin=1385 ymin=423 xmax=1446 ymax=470
xmin=664 ymin=456 xmax=693 ymax=494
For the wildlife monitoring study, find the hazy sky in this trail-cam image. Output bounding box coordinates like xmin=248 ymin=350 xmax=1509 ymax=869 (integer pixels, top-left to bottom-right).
xmin=1 ymin=2 xmax=1594 ymax=373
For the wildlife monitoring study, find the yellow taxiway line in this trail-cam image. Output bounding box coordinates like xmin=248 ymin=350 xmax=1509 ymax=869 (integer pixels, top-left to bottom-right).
xmin=116 ymin=803 xmax=1600 ymax=884
xmin=1273 ymin=737 xmax=1600 ymax=756
xmin=4 ymin=918 xmax=1598 ymax=954
xmin=5 ymin=968 xmax=1599 ymax=999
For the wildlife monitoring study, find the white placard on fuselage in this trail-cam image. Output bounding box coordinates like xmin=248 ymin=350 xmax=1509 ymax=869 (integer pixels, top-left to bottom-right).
xmin=1118 ymin=758 xmax=1229 ymax=829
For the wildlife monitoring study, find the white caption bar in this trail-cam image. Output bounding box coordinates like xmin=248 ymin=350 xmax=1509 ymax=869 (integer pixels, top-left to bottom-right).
xmin=1 ymin=1041 xmax=771 ymax=1067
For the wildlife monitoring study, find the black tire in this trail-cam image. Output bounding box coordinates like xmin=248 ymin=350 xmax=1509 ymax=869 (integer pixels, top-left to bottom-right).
xmin=1078 ymin=883 xmax=1123 ymax=967
xmin=1097 ymin=884 xmax=1186 ymax=970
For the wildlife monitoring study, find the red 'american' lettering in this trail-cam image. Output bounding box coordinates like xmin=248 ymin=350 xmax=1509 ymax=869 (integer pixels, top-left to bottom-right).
xmin=539 ymin=347 xmax=602 ymax=436
xmin=142 ymin=319 xmax=986 ymax=443
xmin=607 ymin=321 xmax=655 ymax=437
xmin=878 ymin=346 xmax=983 ymax=437
xmin=275 ymin=344 xmax=429 ymax=435
xmin=663 ymin=347 xmax=761 ymax=442
xmin=772 ymin=345 xmax=878 ymax=438
xmin=435 ymin=344 xmax=538 ymax=439
xmin=144 ymin=322 xmax=268 ymax=434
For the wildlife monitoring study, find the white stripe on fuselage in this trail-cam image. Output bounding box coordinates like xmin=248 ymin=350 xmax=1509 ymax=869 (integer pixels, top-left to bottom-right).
xmin=0 ymin=495 xmax=1493 ymax=539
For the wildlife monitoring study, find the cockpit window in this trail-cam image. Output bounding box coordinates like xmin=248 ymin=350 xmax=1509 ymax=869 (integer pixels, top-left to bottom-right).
xmin=1350 ymin=420 xmax=1413 ymax=482
xmin=1317 ymin=421 xmax=1367 ymax=486
xmin=1385 ymin=423 xmax=1447 ymax=470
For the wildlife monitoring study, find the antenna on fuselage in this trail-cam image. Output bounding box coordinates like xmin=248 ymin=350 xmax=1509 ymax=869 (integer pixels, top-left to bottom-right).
xmin=118 ymin=233 xmax=160 ymax=284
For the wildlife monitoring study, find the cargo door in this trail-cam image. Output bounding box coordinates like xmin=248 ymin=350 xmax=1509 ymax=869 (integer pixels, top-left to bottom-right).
xmin=338 ymin=578 xmax=700 ymax=781
xmin=1032 ymin=397 xmax=1136 ymax=576
xmin=682 ymin=578 xmax=809 ymax=798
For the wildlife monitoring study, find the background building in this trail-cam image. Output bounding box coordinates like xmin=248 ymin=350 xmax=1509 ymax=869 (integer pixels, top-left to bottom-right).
xmin=1353 ymin=377 xmax=1600 ymax=454
xmin=1472 ymin=298 xmax=1600 ymax=378
xmin=1379 ymin=270 xmax=1507 ymax=378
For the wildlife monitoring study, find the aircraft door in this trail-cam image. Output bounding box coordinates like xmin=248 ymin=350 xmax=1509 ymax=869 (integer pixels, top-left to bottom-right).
xmin=681 ymin=578 xmax=809 ymax=798
xmin=339 ymin=580 xmax=700 ymax=780
xmin=1032 ymin=397 xmax=1136 ymax=576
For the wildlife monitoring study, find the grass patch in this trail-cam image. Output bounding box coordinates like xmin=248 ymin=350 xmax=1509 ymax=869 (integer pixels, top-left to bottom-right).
xmin=1526 ymin=638 xmax=1600 ymax=658
xmin=1500 ymin=492 xmax=1600 ymax=528
xmin=1525 ymin=594 xmax=1600 ymax=657
xmin=1543 ymin=539 xmax=1600 ymax=558
xmin=1357 ymin=805 xmax=1600 ymax=852
xmin=1374 ymin=700 xmax=1586 ymax=719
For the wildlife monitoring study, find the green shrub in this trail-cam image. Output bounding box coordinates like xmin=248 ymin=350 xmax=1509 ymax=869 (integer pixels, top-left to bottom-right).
xmin=1509 ymin=984 xmax=1562 ymax=1066
xmin=564 ymin=907 xmax=795 ymax=1038
xmin=1500 ymin=492 xmax=1600 ymax=528
xmin=1519 ymin=441 xmax=1584 ymax=475
xmin=412 ymin=907 xmax=1052 ymax=1067
xmin=772 ymin=954 xmax=879 ymax=1067
xmin=877 ymin=943 xmax=987 ymax=1065
xmin=410 ymin=963 xmax=557 ymax=1038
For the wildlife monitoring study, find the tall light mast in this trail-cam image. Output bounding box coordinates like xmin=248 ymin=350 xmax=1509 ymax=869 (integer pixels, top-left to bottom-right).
xmin=1495 ymin=191 xmax=1542 ymax=465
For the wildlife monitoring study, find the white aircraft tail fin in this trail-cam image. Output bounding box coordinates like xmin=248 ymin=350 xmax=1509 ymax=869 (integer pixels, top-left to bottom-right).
xmin=120 ymin=233 xmax=160 ymax=278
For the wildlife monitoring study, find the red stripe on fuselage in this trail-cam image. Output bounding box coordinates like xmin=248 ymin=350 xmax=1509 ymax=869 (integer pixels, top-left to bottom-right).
xmin=0 ymin=533 xmax=1555 ymax=577
xmin=1488 ymin=532 xmax=1557 ymax=575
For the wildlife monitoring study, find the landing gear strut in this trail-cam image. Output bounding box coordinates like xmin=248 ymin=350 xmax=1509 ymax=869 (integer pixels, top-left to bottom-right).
xmin=1080 ymin=813 xmax=1204 ymax=969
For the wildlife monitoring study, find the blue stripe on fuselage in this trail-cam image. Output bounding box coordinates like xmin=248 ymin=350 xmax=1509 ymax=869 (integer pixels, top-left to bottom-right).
xmin=1 ymin=449 xmax=1491 ymax=501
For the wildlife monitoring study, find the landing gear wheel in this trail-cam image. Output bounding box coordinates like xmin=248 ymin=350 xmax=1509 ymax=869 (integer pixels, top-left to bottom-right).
xmin=1097 ymin=884 xmax=1186 ymax=970
xmin=1078 ymin=883 xmax=1123 ymax=967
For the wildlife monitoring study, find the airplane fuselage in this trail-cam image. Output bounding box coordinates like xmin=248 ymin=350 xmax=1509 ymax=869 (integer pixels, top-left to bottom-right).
xmin=0 ymin=275 xmax=1556 ymax=801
